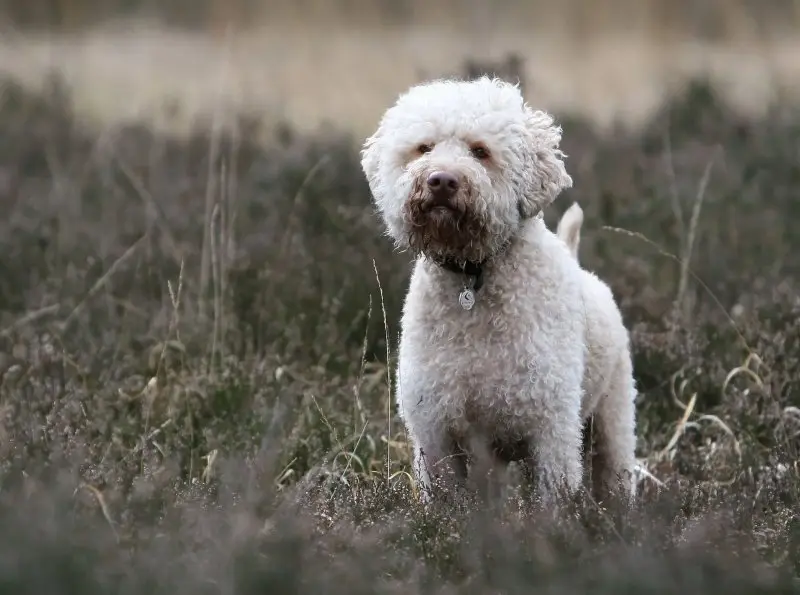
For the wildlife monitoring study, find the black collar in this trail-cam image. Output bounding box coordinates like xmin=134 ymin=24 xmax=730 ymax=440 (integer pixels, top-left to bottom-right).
xmin=426 ymin=212 xmax=537 ymax=294
xmin=436 ymin=258 xmax=485 ymax=291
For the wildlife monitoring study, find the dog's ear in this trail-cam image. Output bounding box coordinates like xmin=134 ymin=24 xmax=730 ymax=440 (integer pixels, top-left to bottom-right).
xmin=518 ymin=108 xmax=573 ymax=218
xmin=360 ymin=127 xmax=383 ymax=198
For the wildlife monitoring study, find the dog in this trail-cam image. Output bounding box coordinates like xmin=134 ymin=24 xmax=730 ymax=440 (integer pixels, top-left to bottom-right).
xmin=361 ymin=77 xmax=637 ymax=506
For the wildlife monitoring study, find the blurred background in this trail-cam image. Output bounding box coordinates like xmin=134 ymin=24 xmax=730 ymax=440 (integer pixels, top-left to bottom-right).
xmin=1 ymin=5 xmax=800 ymax=592
xmin=1 ymin=0 xmax=800 ymax=137
xmin=0 ymin=0 xmax=799 ymax=483
xmin=1 ymin=0 xmax=799 ymax=476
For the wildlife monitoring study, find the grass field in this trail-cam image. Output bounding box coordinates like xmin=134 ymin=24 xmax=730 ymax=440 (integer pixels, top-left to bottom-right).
xmin=3 ymin=23 xmax=800 ymax=139
xmin=1 ymin=19 xmax=800 ymax=592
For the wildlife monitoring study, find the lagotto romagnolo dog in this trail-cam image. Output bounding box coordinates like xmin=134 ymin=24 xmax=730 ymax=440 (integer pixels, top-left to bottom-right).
xmin=361 ymin=77 xmax=637 ymax=506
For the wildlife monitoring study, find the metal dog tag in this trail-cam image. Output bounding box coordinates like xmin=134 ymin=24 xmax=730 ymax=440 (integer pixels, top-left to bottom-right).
xmin=458 ymin=286 xmax=476 ymax=310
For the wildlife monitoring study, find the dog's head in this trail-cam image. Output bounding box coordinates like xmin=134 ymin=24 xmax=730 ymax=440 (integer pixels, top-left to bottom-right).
xmin=361 ymin=77 xmax=572 ymax=263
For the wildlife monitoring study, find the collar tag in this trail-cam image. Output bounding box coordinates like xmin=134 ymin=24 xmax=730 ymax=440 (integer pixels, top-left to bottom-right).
xmin=458 ymin=278 xmax=476 ymax=310
xmin=432 ymin=255 xmax=485 ymax=310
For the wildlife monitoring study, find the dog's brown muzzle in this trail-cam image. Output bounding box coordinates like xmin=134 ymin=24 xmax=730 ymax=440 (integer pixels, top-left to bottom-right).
xmin=403 ymin=170 xmax=489 ymax=260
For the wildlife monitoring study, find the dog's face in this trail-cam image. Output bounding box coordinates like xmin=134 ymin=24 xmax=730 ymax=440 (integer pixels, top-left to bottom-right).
xmin=361 ymin=77 xmax=573 ymax=264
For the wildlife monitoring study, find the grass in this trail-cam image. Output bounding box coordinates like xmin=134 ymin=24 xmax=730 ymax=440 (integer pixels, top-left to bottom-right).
xmin=6 ymin=0 xmax=800 ymax=39
xmin=0 ymin=58 xmax=800 ymax=592
xmin=2 ymin=23 xmax=800 ymax=140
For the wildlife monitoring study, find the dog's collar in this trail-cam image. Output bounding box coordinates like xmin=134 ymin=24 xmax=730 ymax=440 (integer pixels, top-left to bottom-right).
xmin=436 ymin=258 xmax=485 ymax=292
xmin=427 ymin=207 xmax=542 ymax=310
xmin=430 ymin=208 xmax=543 ymax=291
xmin=431 ymin=256 xmax=486 ymax=311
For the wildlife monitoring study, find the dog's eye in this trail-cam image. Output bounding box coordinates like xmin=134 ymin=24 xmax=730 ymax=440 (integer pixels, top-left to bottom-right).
xmin=470 ymin=145 xmax=490 ymax=160
xmin=417 ymin=144 xmax=433 ymax=155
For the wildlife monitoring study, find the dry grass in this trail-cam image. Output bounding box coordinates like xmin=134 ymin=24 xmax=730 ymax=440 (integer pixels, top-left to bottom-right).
xmin=1 ymin=22 xmax=800 ymax=140
xmin=6 ymin=0 xmax=800 ymax=39
xmin=0 ymin=27 xmax=800 ymax=589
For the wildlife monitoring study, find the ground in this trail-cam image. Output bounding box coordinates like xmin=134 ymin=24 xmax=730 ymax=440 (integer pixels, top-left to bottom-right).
xmin=0 ymin=30 xmax=800 ymax=592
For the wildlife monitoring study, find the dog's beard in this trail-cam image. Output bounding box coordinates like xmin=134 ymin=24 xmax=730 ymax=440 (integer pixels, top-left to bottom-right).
xmin=401 ymin=178 xmax=495 ymax=264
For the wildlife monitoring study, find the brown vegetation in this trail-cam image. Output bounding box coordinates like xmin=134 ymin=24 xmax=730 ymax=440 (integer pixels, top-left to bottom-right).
xmin=4 ymin=0 xmax=800 ymax=41
xmin=0 ymin=53 xmax=799 ymax=589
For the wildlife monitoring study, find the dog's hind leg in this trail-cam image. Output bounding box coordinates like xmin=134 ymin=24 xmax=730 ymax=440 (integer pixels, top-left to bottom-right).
xmin=589 ymin=360 xmax=638 ymax=504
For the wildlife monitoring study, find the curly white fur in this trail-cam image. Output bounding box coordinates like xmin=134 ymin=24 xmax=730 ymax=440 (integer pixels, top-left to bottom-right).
xmin=361 ymin=77 xmax=637 ymax=506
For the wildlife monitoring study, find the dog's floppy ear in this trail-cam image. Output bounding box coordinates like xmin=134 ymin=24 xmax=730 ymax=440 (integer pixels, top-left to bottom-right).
xmin=360 ymin=126 xmax=383 ymax=198
xmin=518 ymin=108 xmax=573 ymax=219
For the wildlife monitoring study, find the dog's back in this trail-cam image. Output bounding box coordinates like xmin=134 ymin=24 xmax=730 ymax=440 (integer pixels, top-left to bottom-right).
xmin=555 ymin=204 xmax=634 ymax=414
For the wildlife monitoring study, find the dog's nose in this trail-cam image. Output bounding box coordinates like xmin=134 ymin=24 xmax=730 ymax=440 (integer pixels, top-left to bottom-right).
xmin=426 ymin=171 xmax=459 ymax=199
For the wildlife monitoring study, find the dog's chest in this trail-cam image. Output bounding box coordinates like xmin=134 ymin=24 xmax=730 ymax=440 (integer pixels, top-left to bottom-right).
xmin=402 ymin=287 xmax=533 ymax=423
xmin=422 ymin=288 xmax=525 ymax=360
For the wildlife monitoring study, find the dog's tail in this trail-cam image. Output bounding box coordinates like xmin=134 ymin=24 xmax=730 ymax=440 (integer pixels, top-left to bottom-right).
xmin=556 ymin=202 xmax=583 ymax=260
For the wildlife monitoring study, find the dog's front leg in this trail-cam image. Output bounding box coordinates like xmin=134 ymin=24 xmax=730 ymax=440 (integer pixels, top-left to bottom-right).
xmin=523 ymin=405 xmax=584 ymax=509
xmin=412 ymin=433 xmax=468 ymax=503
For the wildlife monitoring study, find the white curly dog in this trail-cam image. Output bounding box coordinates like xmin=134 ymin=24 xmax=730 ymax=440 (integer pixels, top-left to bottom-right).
xmin=361 ymin=77 xmax=637 ymax=506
